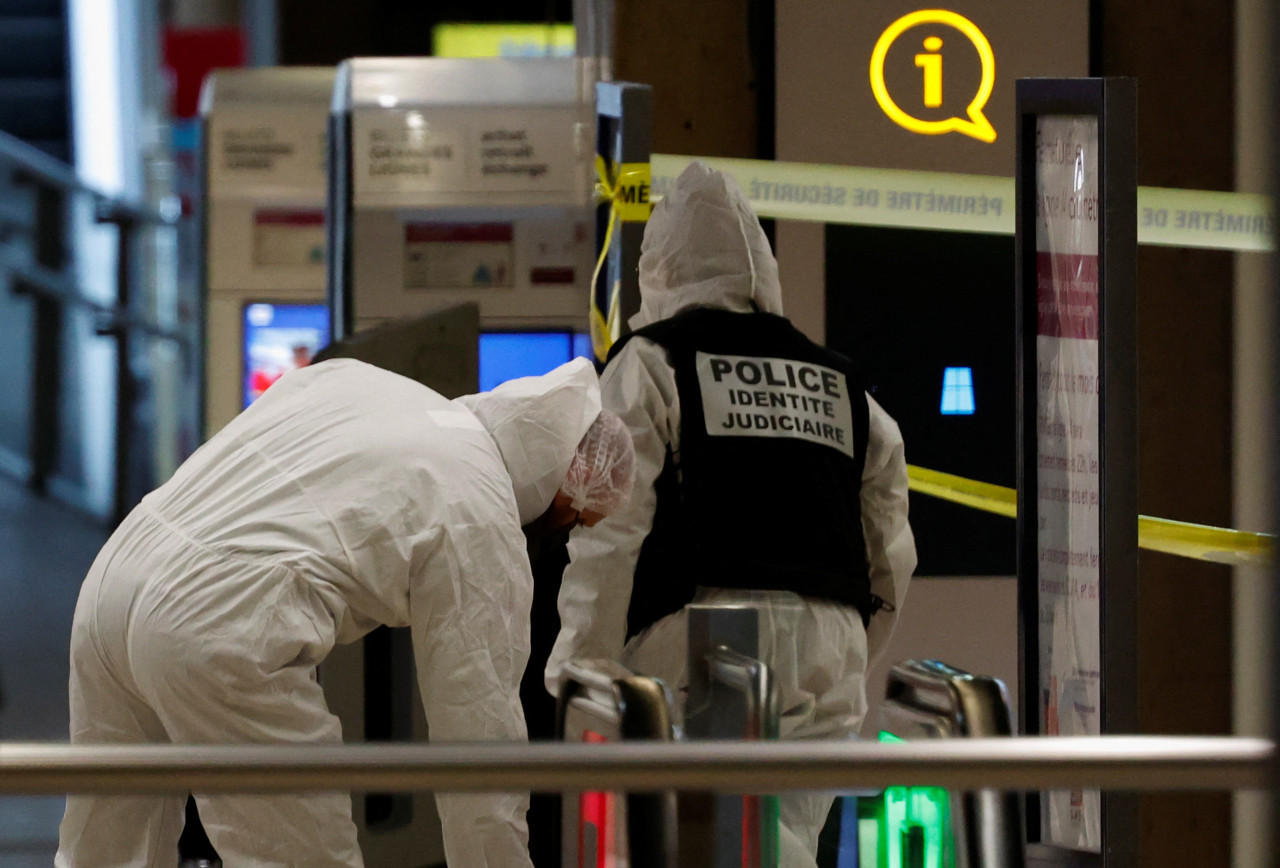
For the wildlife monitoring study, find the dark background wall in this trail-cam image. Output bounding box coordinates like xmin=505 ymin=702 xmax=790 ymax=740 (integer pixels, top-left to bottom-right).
xmin=1095 ymin=0 xmax=1237 ymax=863
xmin=825 ymin=225 xmax=1017 ymax=578
xmin=612 ymin=0 xmax=768 ymax=159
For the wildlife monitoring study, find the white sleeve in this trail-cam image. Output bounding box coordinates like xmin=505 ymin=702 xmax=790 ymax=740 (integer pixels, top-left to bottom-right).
xmin=410 ymin=501 xmax=535 ymax=868
xmin=544 ymin=338 xmax=679 ymax=695
xmin=861 ymin=393 xmax=918 ymax=666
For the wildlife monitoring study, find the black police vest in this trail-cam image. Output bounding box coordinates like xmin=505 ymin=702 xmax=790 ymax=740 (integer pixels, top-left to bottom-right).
xmin=612 ymin=307 xmax=875 ymax=641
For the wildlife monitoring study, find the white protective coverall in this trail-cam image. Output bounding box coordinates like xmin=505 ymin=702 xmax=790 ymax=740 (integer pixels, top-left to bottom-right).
xmin=57 ymin=357 xmax=605 ymax=868
xmin=546 ymin=161 xmax=917 ymax=866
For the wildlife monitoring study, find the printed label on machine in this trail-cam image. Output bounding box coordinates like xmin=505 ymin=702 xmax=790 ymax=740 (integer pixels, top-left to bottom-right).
xmin=364 ymin=119 xmax=463 ymax=186
xmin=467 ymin=111 xmax=581 ymax=192
xmin=253 ymin=209 xmax=326 ymax=267
xmin=354 ymin=107 xmax=582 ymax=199
xmin=523 ymin=219 xmax=589 ymax=286
xmin=209 ymin=109 xmax=330 ymax=194
xmin=695 ymin=351 xmax=855 ymax=457
xmin=403 ymin=222 xmax=515 ymax=289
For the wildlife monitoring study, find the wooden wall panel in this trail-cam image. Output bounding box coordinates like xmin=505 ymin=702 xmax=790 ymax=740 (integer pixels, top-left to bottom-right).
xmin=613 ymin=0 xmax=759 ymax=158
xmin=1097 ymin=1 xmax=1236 ymax=865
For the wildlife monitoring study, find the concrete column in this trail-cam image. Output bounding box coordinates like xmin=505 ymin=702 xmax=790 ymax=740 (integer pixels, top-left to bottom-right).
xmin=1232 ymin=0 xmax=1274 ymax=864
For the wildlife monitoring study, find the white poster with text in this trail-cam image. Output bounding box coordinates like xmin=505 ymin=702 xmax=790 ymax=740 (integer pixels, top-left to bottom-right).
xmin=1035 ymin=115 xmax=1102 ymax=852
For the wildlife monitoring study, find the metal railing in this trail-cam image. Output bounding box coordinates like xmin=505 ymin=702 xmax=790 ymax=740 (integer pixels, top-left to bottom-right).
xmin=0 ymin=129 xmax=193 ymax=525
xmin=0 ymin=737 xmax=1268 ymax=795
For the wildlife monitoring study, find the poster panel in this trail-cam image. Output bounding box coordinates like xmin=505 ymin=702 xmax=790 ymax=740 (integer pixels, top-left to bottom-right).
xmin=1034 ymin=115 xmax=1101 ymax=851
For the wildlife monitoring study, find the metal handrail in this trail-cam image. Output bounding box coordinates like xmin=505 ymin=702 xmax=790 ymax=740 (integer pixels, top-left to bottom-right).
xmin=1 ymin=251 xmax=189 ymax=345
xmin=0 ymin=130 xmax=169 ymax=226
xmin=0 ymin=737 xmax=1268 ymax=795
xmin=0 ymin=128 xmax=190 ymax=523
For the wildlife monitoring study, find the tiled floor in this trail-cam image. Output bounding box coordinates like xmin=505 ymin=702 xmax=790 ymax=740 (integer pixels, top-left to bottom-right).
xmin=0 ymin=475 xmax=110 ymax=863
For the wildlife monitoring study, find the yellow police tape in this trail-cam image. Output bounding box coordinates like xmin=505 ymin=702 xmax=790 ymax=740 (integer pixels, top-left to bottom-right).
xmin=906 ymin=464 xmax=1274 ymax=568
xmin=589 ymin=157 xmax=653 ymax=362
xmin=907 ymin=465 xmax=1016 ymax=519
xmin=650 ymin=154 xmax=1275 ymax=253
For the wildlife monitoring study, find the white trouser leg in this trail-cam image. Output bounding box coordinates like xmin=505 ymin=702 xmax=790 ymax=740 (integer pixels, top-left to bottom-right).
xmin=56 ymin=587 xmax=185 ymax=868
xmin=131 ymin=608 xmax=362 ymax=866
xmin=777 ymin=791 xmax=837 ymax=868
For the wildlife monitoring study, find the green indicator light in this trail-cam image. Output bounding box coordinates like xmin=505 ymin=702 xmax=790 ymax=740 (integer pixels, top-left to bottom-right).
xmin=872 ymin=731 xmax=955 ymax=867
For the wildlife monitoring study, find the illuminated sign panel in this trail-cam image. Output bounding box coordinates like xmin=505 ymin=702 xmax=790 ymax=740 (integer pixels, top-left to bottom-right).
xmin=778 ymin=1 xmax=1089 ymax=176
xmin=432 ymin=23 xmax=575 ymax=59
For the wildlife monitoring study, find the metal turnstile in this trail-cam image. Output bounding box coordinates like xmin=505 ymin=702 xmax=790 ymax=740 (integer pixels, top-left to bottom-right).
xmin=683 ymin=603 xmax=781 ymax=868
xmin=877 ymin=659 xmax=1025 ymax=868
xmin=557 ymin=659 xmax=677 ymax=868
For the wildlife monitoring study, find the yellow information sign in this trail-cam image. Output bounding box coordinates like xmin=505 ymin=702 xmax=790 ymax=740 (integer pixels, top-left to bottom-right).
xmin=870 ymin=9 xmax=998 ymax=143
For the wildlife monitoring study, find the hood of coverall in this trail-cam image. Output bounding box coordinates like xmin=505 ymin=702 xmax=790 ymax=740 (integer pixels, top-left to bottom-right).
xmin=630 ymin=159 xmax=784 ymax=330
xmin=457 ymin=357 xmax=603 ymax=525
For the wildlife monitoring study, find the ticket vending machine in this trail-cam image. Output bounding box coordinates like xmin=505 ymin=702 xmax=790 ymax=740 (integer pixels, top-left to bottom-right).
xmin=199 ymin=67 xmax=335 ymax=438
xmin=328 ymin=56 xmax=597 ymax=346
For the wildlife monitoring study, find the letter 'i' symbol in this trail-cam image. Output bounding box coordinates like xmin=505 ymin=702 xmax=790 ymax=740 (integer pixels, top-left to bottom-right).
xmin=915 ymin=36 xmax=944 ymax=107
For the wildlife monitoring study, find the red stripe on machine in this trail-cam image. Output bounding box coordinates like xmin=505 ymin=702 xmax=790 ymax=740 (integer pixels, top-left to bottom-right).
xmin=404 ymin=223 xmax=514 ymax=243
xmin=254 ymin=209 xmax=325 ymax=226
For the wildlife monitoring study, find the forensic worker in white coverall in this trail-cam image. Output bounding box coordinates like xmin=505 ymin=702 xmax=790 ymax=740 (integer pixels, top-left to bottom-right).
xmin=55 ymin=356 xmax=636 ymax=868
xmin=546 ymin=161 xmax=917 ymax=867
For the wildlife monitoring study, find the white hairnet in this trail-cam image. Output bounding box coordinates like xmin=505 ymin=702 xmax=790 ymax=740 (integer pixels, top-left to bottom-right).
xmin=631 ymin=159 xmax=784 ymax=330
xmin=456 ymin=357 xmax=603 ymax=525
xmin=561 ymin=409 xmax=636 ymax=516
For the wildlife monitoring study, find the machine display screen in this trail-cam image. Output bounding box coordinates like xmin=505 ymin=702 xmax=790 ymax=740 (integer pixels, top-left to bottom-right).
xmin=242 ymin=302 xmax=331 ymax=408
xmin=479 ymin=331 xmax=593 ymax=392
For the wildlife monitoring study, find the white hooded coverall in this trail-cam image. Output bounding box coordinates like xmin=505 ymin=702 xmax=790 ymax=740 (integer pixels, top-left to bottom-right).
xmin=546 ymin=161 xmax=917 ymax=866
xmin=56 ymin=357 xmax=603 ymax=868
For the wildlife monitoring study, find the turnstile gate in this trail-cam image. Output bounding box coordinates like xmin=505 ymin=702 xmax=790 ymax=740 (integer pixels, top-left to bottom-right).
xmin=556 ymin=603 xmax=785 ymax=867
xmin=874 ymin=659 xmax=1025 ymax=868
xmin=684 ymin=604 xmax=782 ymax=868
xmin=557 ymin=659 xmax=677 ymax=868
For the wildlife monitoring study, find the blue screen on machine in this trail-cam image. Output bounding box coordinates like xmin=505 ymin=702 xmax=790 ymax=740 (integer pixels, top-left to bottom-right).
xmin=479 ymin=331 xmax=594 ymax=391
